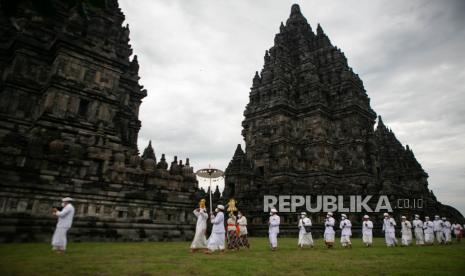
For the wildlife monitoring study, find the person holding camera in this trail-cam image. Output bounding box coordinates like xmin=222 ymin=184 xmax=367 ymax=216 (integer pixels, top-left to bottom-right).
xmin=51 ymin=197 xmax=75 ymax=253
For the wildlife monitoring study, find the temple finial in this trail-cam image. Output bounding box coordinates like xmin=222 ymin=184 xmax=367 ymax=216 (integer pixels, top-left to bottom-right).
xmin=317 ymin=23 xmax=325 ymax=36
xmin=290 ymin=4 xmax=301 ymax=16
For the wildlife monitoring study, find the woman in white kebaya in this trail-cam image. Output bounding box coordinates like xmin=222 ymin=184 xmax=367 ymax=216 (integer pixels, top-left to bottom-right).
xmin=237 ymin=211 xmax=250 ymax=248
xmin=190 ymin=199 xmax=208 ymax=252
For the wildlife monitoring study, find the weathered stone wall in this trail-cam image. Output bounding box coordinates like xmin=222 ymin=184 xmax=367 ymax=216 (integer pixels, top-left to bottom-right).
xmin=0 ymin=0 xmax=204 ymax=242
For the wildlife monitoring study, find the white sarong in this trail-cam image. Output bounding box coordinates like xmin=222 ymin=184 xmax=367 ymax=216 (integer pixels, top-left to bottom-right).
xmin=362 ymin=233 xmax=372 ymax=245
xmin=385 ymin=232 xmax=397 ymax=246
xmin=424 ymin=233 xmax=434 ymax=244
xmin=207 ymin=232 xmax=225 ymax=251
xmin=414 ymin=228 xmax=424 ymax=245
xmin=324 ymin=232 xmax=335 ymax=242
xmin=435 ymin=231 xmax=444 ymax=244
xmin=269 ymin=232 xmax=278 ymax=248
xmin=52 ymin=227 xmax=69 ymax=250
xmin=298 ymin=231 xmax=313 ymax=247
xmin=340 ymin=235 xmax=351 ymax=246
xmin=401 ymin=232 xmax=412 ymax=246
xmin=191 ymin=227 xmax=207 ymax=249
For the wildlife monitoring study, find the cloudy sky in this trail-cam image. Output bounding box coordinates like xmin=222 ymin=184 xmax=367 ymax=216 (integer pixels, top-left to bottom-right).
xmin=119 ymin=0 xmax=465 ymax=215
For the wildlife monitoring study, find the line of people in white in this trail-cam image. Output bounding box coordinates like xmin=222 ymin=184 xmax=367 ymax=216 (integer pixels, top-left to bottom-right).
xmin=49 ymin=197 xmax=463 ymax=254
xmin=269 ymin=210 xmax=463 ymax=250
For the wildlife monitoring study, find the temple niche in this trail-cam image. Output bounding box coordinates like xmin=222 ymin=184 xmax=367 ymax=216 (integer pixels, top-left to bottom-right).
xmin=224 ymin=4 xmax=463 ymax=235
xmin=0 ymin=0 xmax=204 ymax=242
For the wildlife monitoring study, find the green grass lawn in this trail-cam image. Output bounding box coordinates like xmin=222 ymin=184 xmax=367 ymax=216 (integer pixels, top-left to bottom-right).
xmin=0 ymin=238 xmax=464 ymax=275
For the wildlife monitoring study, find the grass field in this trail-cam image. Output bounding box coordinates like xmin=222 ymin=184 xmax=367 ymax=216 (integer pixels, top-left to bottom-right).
xmin=0 ymin=238 xmax=464 ymax=275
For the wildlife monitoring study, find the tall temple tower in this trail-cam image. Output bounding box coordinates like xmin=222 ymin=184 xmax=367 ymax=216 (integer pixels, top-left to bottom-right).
xmin=224 ymin=4 xmax=463 ymax=234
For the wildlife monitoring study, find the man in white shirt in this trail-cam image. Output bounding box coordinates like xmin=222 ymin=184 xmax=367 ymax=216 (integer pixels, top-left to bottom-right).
xmin=400 ymin=216 xmax=412 ymax=246
xmin=442 ymin=217 xmax=452 ymax=245
xmin=423 ymin=216 xmax=434 ymax=245
xmin=190 ymin=199 xmax=208 ymax=252
xmin=298 ymin=212 xmax=313 ymax=248
xmin=362 ymin=215 xmax=373 ymax=247
xmin=433 ymin=215 xmax=444 ymax=244
xmin=237 ymin=211 xmax=249 ymax=248
xmin=412 ymin=214 xmax=424 ymax=245
xmin=268 ymin=208 xmax=280 ymax=251
xmin=206 ymin=205 xmax=225 ymax=254
xmin=52 ymin=197 xmax=75 ymax=253
xmin=339 ymin=214 xmax=352 ymax=248
xmin=324 ymin=212 xmax=335 ymax=248
xmin=382 ymin=212 xmax=397 ymax=247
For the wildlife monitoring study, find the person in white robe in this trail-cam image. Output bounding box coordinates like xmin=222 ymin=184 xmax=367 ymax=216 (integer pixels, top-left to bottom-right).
xmin=298 ymin=212 xmax=313 ymax=248
xmin=442 ymin=217 xmax=452 ymax=244
xmin=237 ymin=211 xmax=249 ymax=248
xmin=324 ymin=212 xmax=335 ymax=248
xmin=362 ymin=215 xmax=373 ymax=247
xmin=412 ymin=214 xmax=424 ymax=245
xmin=190 ymin=200 xmax=208 ymax=252
xmin=268 ymin=208 xmax=280 ymax=251
xmin=51 ymin=197 xmax=75 ymax=253
xmin=433 ymin=215 xmax=444 ymax=244
xmin=339 ymin=214 xmax=352 ymax=248
xmin=382 ymin=213 xmax=397 ymax=247
xmin=452 ymin=222 xmax=463 ymax=243
xmin=400 ymin=216 xmax=413 ymax=246
xmin=206 ymin=205 xmax=225 ymax=254
xmin=423 ymin=216 xmax=434 ymax=245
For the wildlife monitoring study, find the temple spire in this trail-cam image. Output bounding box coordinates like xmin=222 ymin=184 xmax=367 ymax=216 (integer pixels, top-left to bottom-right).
xmin=377 ymin=115 xmax=386 ymax=129
xmin=290 ymin=4 xmax=302 ymax=16
xmin=253 ymin=71 xmax=261 ymax=86
xmin=316 ymin=23 xmax=324 ymax=36
xmin=233 ymin=144 xmax=245 ymax=157
xmin=141 ymin=140 xmax=155 ymax=160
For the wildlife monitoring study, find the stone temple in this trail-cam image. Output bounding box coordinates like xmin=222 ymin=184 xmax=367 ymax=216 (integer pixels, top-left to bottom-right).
xmin=0 ymin=0 xmax=205 ymax=242
xmin=223 ymin=4 xmax=464 ymax=235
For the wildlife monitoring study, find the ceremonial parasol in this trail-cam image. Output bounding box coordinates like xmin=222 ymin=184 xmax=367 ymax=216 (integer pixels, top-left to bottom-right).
xmin=196 ymin=165 xmax=224 ymax=213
